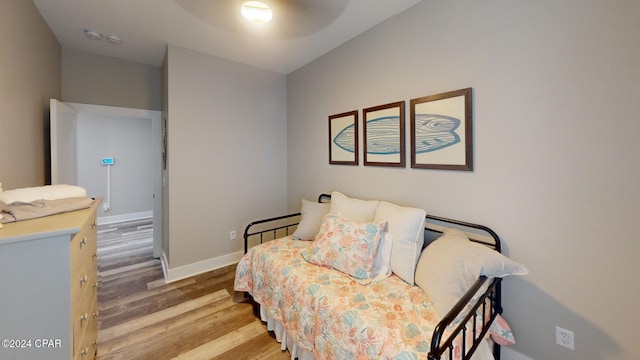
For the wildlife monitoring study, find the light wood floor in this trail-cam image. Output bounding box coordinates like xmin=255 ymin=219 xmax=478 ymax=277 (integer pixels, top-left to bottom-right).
xmin=96 ymin=219 xmax=290 ymax=360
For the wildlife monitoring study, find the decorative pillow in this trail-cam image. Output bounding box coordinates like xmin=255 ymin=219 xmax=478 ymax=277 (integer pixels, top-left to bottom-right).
xmin=302 ymin=213 xmax=386 ymax=284
xmin=329 ymin=191 xmax=379 ymax=222
xmin=292 ymin=199 xmax=330 ymax=240
xmin=415 ymin=228 xmax=529 ymax=317
xmin=489 ymin=314 xmax=516 ymax=345
xmin=373 ymin=201 xmax=426 ymax=285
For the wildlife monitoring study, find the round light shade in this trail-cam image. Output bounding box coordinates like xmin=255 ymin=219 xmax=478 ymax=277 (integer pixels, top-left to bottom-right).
xmin=240 ymin=1 xmax=272 ymax=23
xmin=174 ymin=0 xmax=349 ymax=39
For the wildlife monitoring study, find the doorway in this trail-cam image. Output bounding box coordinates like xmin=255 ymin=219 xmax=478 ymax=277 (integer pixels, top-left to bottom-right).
xmin=50 ymin=100 xmax=163 ymax=258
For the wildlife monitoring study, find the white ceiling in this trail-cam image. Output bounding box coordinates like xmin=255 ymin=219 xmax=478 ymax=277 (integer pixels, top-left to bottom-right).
xmin=33 ymin=0 xmax=422 ymax=74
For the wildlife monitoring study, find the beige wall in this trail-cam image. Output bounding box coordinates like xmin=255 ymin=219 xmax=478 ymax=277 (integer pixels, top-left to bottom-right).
xmin=287 ymin=1 xmax=640 ymax=360
xmin=165 ymin=45 xmax=288 ymax=270
xmin=0 ymin=0 xmax=60 ymax=189
xmin=62 ymin=48 xmax=161 ymax=111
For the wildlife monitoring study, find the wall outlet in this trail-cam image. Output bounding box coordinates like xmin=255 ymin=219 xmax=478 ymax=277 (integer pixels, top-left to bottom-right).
xmin=555 ymin=326 xmax=575 ymax=350
xmin=229 ymin=230 xmax=236 ymax=240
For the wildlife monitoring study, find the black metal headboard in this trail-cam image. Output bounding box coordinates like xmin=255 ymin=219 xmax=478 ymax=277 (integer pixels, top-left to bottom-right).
xmin=244 ymin=193 xmax=502 ymax=255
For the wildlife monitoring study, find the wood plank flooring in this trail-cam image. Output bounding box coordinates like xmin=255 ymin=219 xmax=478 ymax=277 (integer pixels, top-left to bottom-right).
xmin=96 ymin=219 xmax=290 ymax=360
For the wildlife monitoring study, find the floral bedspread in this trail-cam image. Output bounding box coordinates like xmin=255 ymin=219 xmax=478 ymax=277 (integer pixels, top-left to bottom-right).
xmin=234 ymin=237 xmax=496 ymax=360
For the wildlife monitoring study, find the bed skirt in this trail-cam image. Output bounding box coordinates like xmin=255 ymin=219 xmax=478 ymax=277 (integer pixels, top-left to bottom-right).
xmin=259 ymin=304 xmax=316 ymax=360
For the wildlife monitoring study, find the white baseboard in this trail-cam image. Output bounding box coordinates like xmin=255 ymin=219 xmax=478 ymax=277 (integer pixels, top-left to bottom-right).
xmin=161 ymin=250 xmax=244 ymax=283
xmin=501 ymin=347 xmax=534 ymax=360
xmin=97 ymin=211 xmax=152 ymax=225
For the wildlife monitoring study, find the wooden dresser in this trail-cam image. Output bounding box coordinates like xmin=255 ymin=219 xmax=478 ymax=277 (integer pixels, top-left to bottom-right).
xmin=0 ymin=198 xmax=101 ymax=360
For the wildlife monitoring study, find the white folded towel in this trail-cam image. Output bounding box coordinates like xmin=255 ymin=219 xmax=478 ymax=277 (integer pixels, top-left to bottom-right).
xmin=0 ymin=184 xmax=87 ymax=204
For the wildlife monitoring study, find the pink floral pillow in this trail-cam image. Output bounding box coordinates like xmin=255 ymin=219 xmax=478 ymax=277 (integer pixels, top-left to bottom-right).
xmin=302 ymin=213 xmax=386 ymax=284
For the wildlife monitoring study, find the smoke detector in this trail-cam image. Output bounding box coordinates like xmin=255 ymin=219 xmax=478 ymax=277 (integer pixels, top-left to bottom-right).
xmin=84 ymin=29 xmax=103 ymax=40
xmin=106 ymin=35 xmax=122 ymax=45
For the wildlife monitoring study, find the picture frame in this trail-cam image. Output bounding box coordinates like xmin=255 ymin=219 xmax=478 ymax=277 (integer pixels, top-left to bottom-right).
xmin=410 ymin=88 xmax=473 ymax=171
xmin=363 ymin=101 xmax=405 ymax=167
xmin=329 ymin=110 xmax=358 ymax=165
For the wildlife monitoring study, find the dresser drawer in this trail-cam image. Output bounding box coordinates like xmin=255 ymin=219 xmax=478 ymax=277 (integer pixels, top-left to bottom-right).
xmin=72 ymin=235 xmax=97 ymax=275
xmin=71 ymin=220 xmax=97 ymax=274
xmin=73 ymin=306 xmax=98 ymax=360
xmin=72 ymin=269 xmax=98 ymax=313
xmin=73 ymin=277 xmax=98 ymax=357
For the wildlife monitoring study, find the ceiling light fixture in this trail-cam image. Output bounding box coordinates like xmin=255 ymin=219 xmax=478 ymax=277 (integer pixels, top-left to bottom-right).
xmin=84 ymin=29 xmax=103 ymax=40
xmin=240 ymin=1 xmax=272 ymax=23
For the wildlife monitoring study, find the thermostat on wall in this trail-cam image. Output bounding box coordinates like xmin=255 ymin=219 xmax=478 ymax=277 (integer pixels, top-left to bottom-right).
xmin=101 ymin=157 xmax=115 ymax=166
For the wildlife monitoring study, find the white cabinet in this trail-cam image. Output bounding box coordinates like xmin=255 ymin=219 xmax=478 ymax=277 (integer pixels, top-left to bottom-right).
xmin=0 ymin=199 xmax=101 ymax=360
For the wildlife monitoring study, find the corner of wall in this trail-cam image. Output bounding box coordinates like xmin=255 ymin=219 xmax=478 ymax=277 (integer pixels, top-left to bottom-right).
xmin=162 ymin=251 xmax=244 ymax=283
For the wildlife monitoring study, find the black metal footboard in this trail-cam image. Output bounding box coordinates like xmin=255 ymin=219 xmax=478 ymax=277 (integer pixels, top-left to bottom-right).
xmin=424 ymin=214 xmax=503 ymax=360
xmin=428 ymin=276 xmax=502 ymax=360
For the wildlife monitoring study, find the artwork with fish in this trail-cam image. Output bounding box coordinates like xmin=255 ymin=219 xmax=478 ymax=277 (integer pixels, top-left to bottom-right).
xmin=409 ymin=87 xmax=473 ymax=171
xmin=333 ymin=114 xmax=460 ymax=154
xmin=329 ymin=110 xmax=358 ymax=165
xmin=413 ymin=114 xmax=461 ymax=153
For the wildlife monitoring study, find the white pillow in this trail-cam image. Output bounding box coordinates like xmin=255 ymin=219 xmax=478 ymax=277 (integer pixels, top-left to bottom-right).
xmin=374 ymin=200 xmax=426 ymax=285
xmin=370 ymin=232 xmax=393 ymax=282
xmin=415 ymin=228 xmax=529 ymax=317
xmin=329 ymin=191 xmax=379 ymax=222
xmin=292 ymin=199 xmax=330 ymax=240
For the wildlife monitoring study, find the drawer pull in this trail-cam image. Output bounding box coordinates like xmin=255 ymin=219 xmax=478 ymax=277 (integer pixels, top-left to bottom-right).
xmin=81 ymin=347 xmax=89 ymax=356
xmin=80 ymin=313 xmax=88 ymax=324
xmin=80 ymin=275 xmax=88 ymax=286
xmin=80 ymin=237 xmax=88 ymax=248
xmin=93 ymin=310 xmax=99 ymax=318
xmin=92 ymin=282 xmax=98 ymax=291
xmin=93 ymin=252 xmax=98 ymax=260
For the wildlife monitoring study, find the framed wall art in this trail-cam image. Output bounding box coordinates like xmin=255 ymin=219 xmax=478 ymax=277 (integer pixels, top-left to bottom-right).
xmin=363 ymin=101 xmax=405 ymax=167
xmin=410 ymin=88 xmax=473 ymax=171
xmin=329 ymin=110 xmax=358 ymax=165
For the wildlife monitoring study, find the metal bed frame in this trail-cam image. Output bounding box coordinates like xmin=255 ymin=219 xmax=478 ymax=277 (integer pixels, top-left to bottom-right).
xmin=242 ymin=194 xmax=503 ymax=360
